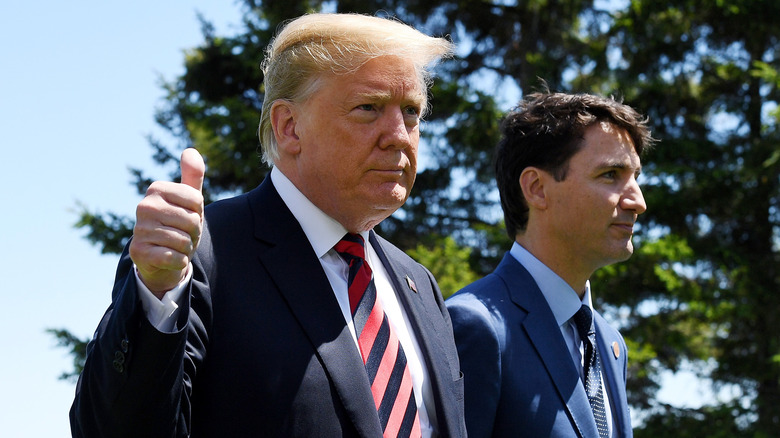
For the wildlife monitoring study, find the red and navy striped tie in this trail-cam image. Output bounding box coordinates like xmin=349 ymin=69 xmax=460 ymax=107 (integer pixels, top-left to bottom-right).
xmin=335 ymin=233 xmax=421 ymax=438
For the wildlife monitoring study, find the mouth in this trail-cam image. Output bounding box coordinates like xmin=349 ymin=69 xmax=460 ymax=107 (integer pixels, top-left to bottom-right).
xmin=371 ymin=167 xmax=406 ymax=177
xmin=611 ymin=222 xmax=635 ymax=234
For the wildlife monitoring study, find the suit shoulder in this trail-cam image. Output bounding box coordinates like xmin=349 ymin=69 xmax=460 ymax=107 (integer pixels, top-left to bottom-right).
xmin=202 ymin=182 xmax=274 ymax=239
xmin=446 ymin=274 xmax=514 ymax=322
xmin=448 ymin=272 xmax=511 ymax=304
xmin=197 ymin=189 xmax=259 ymax=270
xmin=445 ymin=276 xmax=508 ymax=354
xmin=204 ymin=191 xmax=252 ymax=223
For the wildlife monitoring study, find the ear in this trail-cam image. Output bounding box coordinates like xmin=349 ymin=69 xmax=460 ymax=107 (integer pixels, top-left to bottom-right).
xmin=270 ymin=100 xmax=301 ymax=156
xmin=519 ymin=167 xmax=548 ymax=210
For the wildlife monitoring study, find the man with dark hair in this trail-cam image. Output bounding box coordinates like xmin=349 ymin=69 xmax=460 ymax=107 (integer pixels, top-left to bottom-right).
xmin=447 ymin=91 xmax=654 ymax=438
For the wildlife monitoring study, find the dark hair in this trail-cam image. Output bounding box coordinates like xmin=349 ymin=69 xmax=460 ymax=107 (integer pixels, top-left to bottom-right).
xmin=495 ymin=91 xmax=655 ymax=239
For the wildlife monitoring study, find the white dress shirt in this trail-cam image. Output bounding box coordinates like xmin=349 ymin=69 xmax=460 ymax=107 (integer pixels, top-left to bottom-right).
xmin=510 ymin=242 xmax=615 ymax=437
xmin=136 ymin=166 xmax=436 ymax=437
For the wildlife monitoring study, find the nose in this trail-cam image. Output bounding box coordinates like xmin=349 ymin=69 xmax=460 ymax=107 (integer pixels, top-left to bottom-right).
xmin=379 ymin=107 xmax=415 ymax=151
xmin=621 ymin=177 xmax=647 ymax=215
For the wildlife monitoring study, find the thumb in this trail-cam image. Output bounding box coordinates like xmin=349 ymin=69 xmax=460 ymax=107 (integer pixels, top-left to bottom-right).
xmin=180 ymin=148 xmax=205 ymax=192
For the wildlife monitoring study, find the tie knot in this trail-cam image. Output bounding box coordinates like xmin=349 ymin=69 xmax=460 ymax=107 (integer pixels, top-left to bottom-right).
xmin=334 ymin=233 xmax=366 ymax=261
xmin=573 ymin=305 xmax=594 ymax=341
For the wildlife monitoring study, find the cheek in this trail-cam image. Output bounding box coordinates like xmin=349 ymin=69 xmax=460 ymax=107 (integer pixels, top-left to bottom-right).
xmin=566 ymin=195 xmax=601 ymax=229
xmin=407 ymin=153 xmax=417 ymax=175
xmin=407 ymin=141 xmax=419 ymax=167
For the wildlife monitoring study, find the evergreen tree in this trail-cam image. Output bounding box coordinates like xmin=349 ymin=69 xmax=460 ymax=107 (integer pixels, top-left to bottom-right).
xmin=59 ymin=1 xmax=780 ymax=434
xmin=601 ymin=1 xmax=780 ymax=434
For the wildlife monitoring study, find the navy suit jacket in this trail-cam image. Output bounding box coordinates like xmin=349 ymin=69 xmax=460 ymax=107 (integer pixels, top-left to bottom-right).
xmin=70 ymin=176 xmax=466 ymax=438
xmin=446 ymin=252 xmax=632 ymax=438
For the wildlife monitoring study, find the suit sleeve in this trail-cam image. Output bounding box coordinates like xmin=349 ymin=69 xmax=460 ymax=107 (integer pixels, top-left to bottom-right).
xmin=70 ymin=239 xmax=211 ymax=438
xmin=446 ymin=293 xmax=503 ymax=438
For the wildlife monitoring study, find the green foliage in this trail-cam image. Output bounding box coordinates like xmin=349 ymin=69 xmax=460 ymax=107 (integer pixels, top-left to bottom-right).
xmin=74 ymin=204 xmax=134 ymax=255
xmin=58 ymin=0 xmax=780 ymax=434
xmin=406 ymin=236 xmax=479 ymax=299
xmin=46 ymin=328 xmax=87 ymax=382
xmin=606 ymin=1 xmax=780 ymax=432
xmin=636 ymin=401 xmax=756 ymax=438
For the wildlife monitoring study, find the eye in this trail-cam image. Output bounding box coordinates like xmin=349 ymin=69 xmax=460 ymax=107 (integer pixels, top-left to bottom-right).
xmin=601 ymin=170 xmax=617 ymax=179
xmin=404 ymin=105 xmax=421 ymax=117
xmin=403 ymin=106 xmax=422 ymax=127
xmin=356 ymin=104 xmax=375 ymax=111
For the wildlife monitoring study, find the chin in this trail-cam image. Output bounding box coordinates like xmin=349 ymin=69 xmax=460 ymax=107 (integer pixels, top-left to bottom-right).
xmin=616 ymin=247 xmax=635 ymax=262
xmin=374 ymin=186 xmax=409 ymax=207
xmin=373 ymin=201 xmax=405 ymax=216
xmin=603 ymin=243 xmax=634 ymax=264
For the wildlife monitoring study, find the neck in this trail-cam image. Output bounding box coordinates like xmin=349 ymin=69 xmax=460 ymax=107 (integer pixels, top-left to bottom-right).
xmin=515 ymin=234 xmax=591 ymax=298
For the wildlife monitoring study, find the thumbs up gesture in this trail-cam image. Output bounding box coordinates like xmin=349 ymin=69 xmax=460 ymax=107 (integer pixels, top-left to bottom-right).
xmin=130 ymin=148 xmax=205 ymax=297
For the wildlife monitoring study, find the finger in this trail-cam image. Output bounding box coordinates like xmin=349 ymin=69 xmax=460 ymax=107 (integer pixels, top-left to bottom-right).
xmin=129 ymin=240 xmax=191 ymax=295
xmin=137 ymin=182 xmax=203 ymax=225
xmin=143 ymin=181 xmax=204 ymax=217
xmin=129 ymin=224 xmax=196 ymax=293
xmin=180 ymin=148 xmax=205 ymax=192
xmin=133 ymin=221 xmax=197 ymax=256
xmin=133 ymin=242 xmax=191 ymax=273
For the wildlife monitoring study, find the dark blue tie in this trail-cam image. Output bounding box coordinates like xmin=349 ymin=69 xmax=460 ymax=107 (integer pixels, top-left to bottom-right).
xmin=574 ymin=305 xmax=609 ymax=438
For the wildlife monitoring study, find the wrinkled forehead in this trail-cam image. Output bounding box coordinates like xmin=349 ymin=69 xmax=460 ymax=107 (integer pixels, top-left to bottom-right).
xmin=304 ymin=55 xmax=428 ymax=107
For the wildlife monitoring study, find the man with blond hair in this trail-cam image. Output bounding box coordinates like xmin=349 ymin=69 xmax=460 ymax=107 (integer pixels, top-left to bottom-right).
xmin=71 ymin=13 xmax=464 ymax=438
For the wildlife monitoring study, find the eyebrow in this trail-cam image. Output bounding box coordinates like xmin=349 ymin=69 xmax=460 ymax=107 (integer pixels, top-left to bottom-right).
xmin=597 ymin=160 xmax=642 ymax=175
xmin=353 ymin=90 xmax=392 ymax=101
xmin=351 ymin=87 xmax=426 ymax=106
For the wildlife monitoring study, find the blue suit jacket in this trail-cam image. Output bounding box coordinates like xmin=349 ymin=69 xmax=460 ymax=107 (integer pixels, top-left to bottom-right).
xmin=70 ymin=176 xmax=466 ymax=437
xmin=446 ymin=253 xmax=632 ymax=438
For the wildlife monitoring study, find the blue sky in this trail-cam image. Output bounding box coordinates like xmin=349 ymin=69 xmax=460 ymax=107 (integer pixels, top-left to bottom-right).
xmin=0 ymin=1 xmax=719 ymax=436
xmin=0 ymin=1 xmax=243 ymax=435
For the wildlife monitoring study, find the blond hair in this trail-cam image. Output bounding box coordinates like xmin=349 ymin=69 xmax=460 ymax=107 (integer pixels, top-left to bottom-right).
xmin=258 ymin=13 xmax=454 ymax=165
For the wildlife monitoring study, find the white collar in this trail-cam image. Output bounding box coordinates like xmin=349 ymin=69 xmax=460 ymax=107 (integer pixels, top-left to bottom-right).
xmin=270 ymin=167 xmax=370 ymax=257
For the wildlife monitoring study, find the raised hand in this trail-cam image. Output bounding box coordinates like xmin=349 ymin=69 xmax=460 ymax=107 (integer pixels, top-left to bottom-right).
xmin=129 ymin=148 xmax=205 ymax=298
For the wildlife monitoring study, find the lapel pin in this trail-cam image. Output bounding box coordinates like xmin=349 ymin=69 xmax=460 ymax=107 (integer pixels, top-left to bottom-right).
xmin=405 ymin=275 xmax=418 ymax=293
xmin=612 ymin=341 xmax=620 ymax=359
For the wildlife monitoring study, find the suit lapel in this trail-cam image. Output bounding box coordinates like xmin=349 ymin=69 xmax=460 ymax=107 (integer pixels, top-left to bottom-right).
xmin=369 ymin=232 xmax=461 ymax=435
xmin=369 ymin=232 xmax=453 ymax=377
xmin=594 ymin=312 xmax=632 ymax=437
xmin=497 ymin=254 xmax=600 ymax=438
xmin=249 ymin=178 xmax=383 ymax=437
xmin=368 ymin=232 xmax=432 ymax=336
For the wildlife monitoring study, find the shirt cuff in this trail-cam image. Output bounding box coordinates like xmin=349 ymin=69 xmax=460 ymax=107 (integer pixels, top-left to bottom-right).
xmin=135 ymin=265 xmax=191 ymax=333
